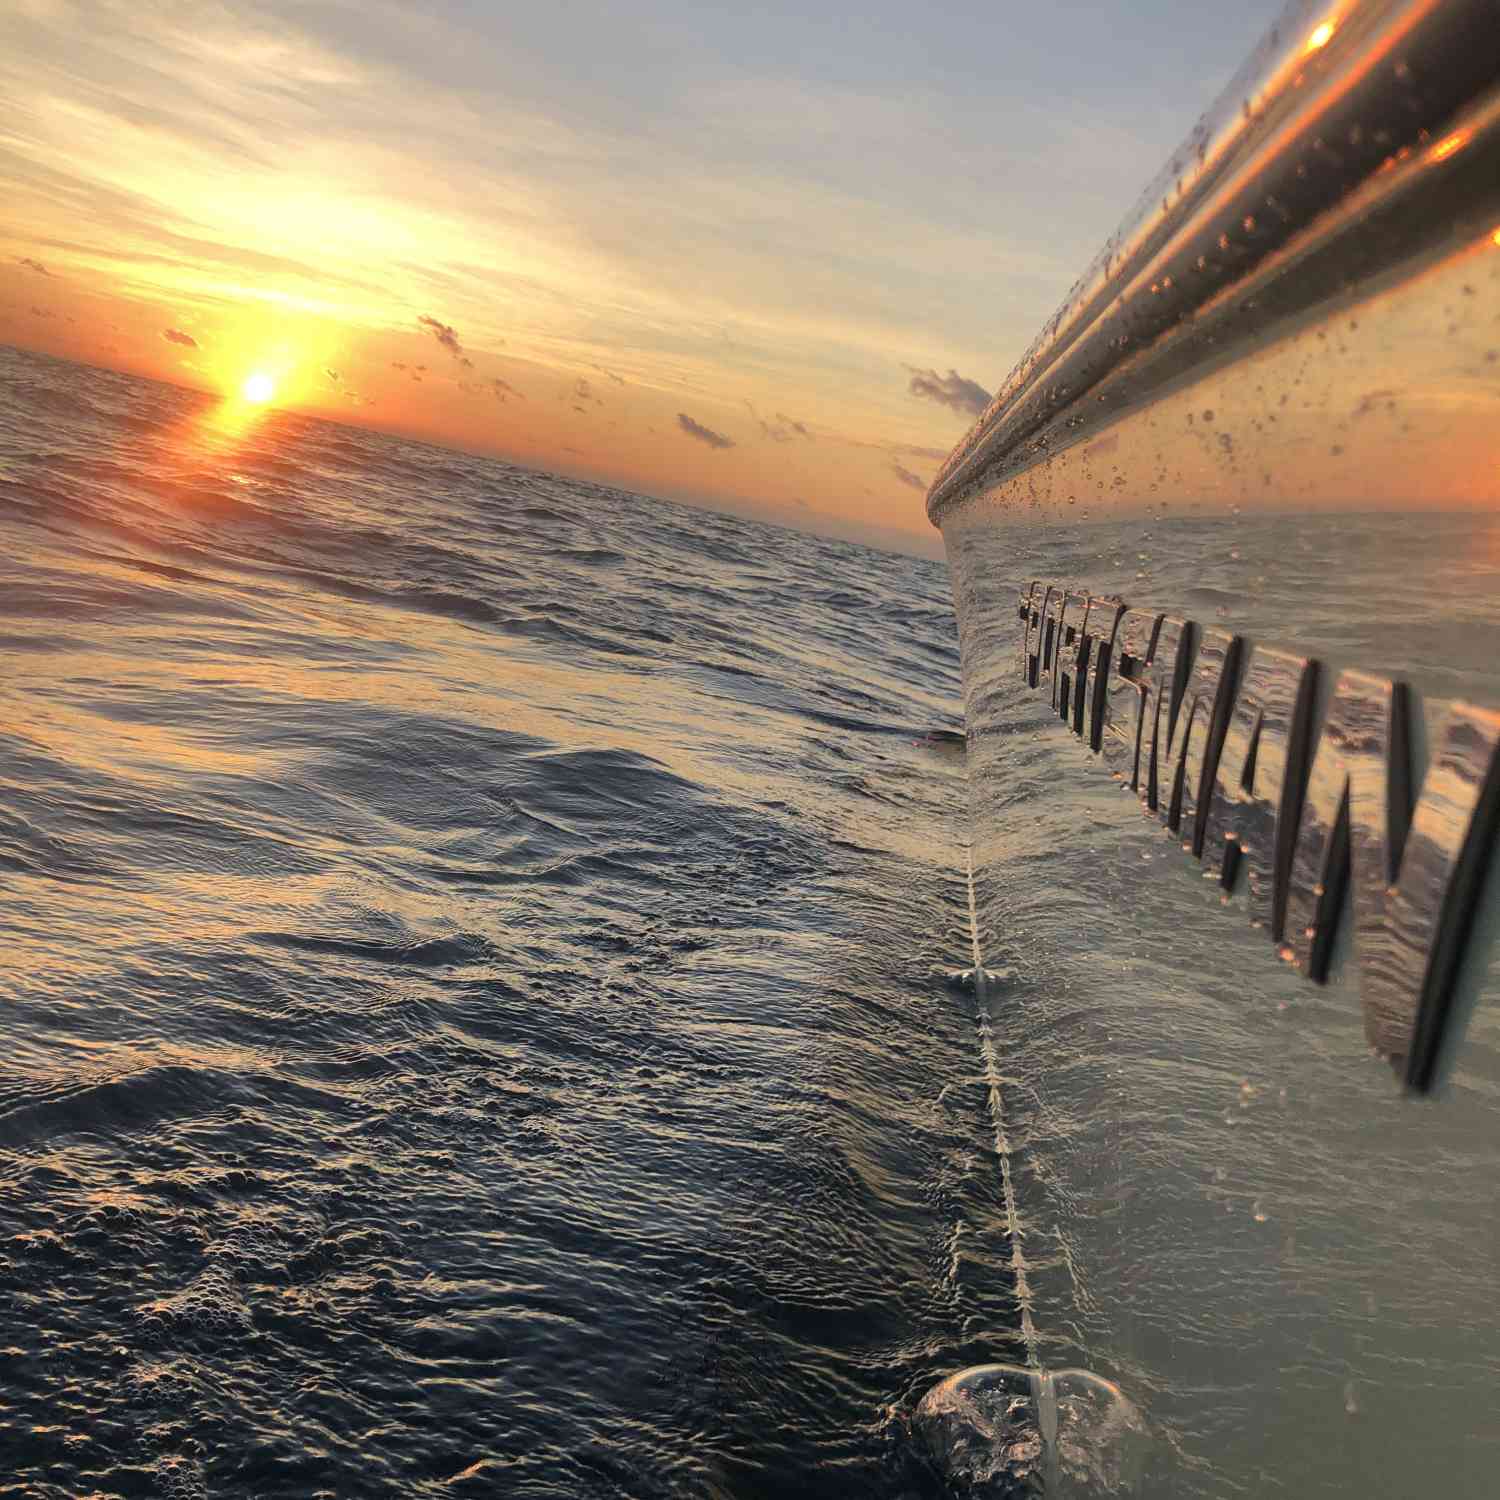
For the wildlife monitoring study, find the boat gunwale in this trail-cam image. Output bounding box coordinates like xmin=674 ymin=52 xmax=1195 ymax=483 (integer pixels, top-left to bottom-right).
xmin=926 ymin=0 xmax=1500 ymax=525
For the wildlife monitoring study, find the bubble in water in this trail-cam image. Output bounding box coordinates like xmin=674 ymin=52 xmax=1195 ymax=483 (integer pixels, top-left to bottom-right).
xmin=124 ymin=1357 xmax=200 ymax=1407
xmin=154 ymin=1451 xmax=207 ymax=1500
xmin=915 ymin=1365 xmax=1147 ymax=1496
xmin=136 ymin=1265 xmax=251 ymax=1338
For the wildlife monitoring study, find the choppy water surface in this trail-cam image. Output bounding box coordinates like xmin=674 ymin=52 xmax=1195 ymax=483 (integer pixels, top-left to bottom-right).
xmin=0 ymin=344 xmax=1009 ymax=1497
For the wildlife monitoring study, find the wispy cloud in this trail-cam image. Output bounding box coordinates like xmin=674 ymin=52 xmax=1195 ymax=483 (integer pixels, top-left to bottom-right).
xmin=19 ymin=257 xmax=49 ymax=276
xmin=459 ymin=375 xmax=522 ymax=403
xmin=906 ymin=366 xmax=991 ymax=418
xmin=419 ymin=314 xmax=473 ymax=368
xmin=678 ymin=412 xmax=734 ymax=450
xmin=746 ymin=401 xmax=812 ymax=442
xmin=162 ymin=326 xmax=197 ymax=347
xmin=890 ymin=459 xmax=926 ymax=490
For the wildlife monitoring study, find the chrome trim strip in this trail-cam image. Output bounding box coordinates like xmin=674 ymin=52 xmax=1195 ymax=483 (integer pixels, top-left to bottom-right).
xmin=927 ymin=0 xmax=1500 ymax=524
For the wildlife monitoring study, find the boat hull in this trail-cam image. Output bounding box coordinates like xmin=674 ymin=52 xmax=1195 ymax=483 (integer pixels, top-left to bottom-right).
xmin=930 ymin=1 xmax=1500 ymax=1488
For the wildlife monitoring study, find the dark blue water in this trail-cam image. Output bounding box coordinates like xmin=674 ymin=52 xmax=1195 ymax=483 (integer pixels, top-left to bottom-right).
xmin=0 ymin=343 xmax=1045 ymax=1497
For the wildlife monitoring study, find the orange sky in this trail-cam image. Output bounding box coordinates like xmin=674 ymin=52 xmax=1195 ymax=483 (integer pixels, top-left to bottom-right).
xmin=0 ymin=0 xmax=1280 ymax=554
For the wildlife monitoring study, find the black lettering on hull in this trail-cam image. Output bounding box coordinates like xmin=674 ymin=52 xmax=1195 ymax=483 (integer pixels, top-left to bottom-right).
xmin=1017 ymin=579 xmax=1500 ymax=1093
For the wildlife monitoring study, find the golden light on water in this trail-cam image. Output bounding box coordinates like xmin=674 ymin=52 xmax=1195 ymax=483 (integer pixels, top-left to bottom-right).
xmin=189 ymin=359 xmax=299 ymax=448
xmin=243 ymin=372 xmax=276 ymax=404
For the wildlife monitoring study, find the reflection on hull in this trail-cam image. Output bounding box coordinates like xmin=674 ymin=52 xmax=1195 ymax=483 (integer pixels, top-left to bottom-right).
xmin=922 ymin=0 xmax=1500 ymax=1491
xmin=937 ymin=516 xmax=1500 ymax=1495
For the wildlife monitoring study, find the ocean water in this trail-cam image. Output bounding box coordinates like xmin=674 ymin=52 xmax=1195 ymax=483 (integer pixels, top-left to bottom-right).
xmin=0 ymin=344 xmax=1013 ymax=1498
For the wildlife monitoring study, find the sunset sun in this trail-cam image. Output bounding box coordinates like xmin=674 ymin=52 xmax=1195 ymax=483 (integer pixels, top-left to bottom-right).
xmin=242 ymin=372 xmax=275 ymax=403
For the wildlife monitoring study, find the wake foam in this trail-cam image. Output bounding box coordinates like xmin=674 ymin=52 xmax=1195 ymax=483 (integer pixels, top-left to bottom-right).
xmin=920 ymin=845 xmax=1149 ymax=1494
xmin=916 ymin=1364 xmax=1147 ymax=1496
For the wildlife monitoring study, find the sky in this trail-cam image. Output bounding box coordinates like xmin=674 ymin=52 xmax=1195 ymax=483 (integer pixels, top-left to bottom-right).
xmin=1 ymin=0 xmax=1285 ymax=554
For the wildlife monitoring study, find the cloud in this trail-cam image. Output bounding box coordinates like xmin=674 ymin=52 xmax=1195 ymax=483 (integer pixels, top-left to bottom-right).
xmin=762 ymin=410 xmax=811 ymax=442
xmin=744 ymin=401 xmax=812 ymax=442
xmin=162 ymin=326 xmax=197 ymax=347
xmin=459 ymin=375 xmax=522 ymax=403
xmin=906 ymin=366 xmax=991 ymax=418
xmin=19 ymin=257 xmax=49 ymax=276
xmin=890 ymin=460 xmax=926 ymax=491
xmin=591 ymin=364 xmax=626 ymax=386
xmin=391 ymin=361 xmax=407 ymax=370
xmin=678 ymin=412 xmax=734 ymax=450
xmin=418 ymin=314 xmax=471 ymax=366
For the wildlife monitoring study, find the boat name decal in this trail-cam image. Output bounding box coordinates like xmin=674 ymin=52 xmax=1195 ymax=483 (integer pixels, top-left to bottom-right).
xmin=1018 ymin=581 xmax=1500 ymax=1092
